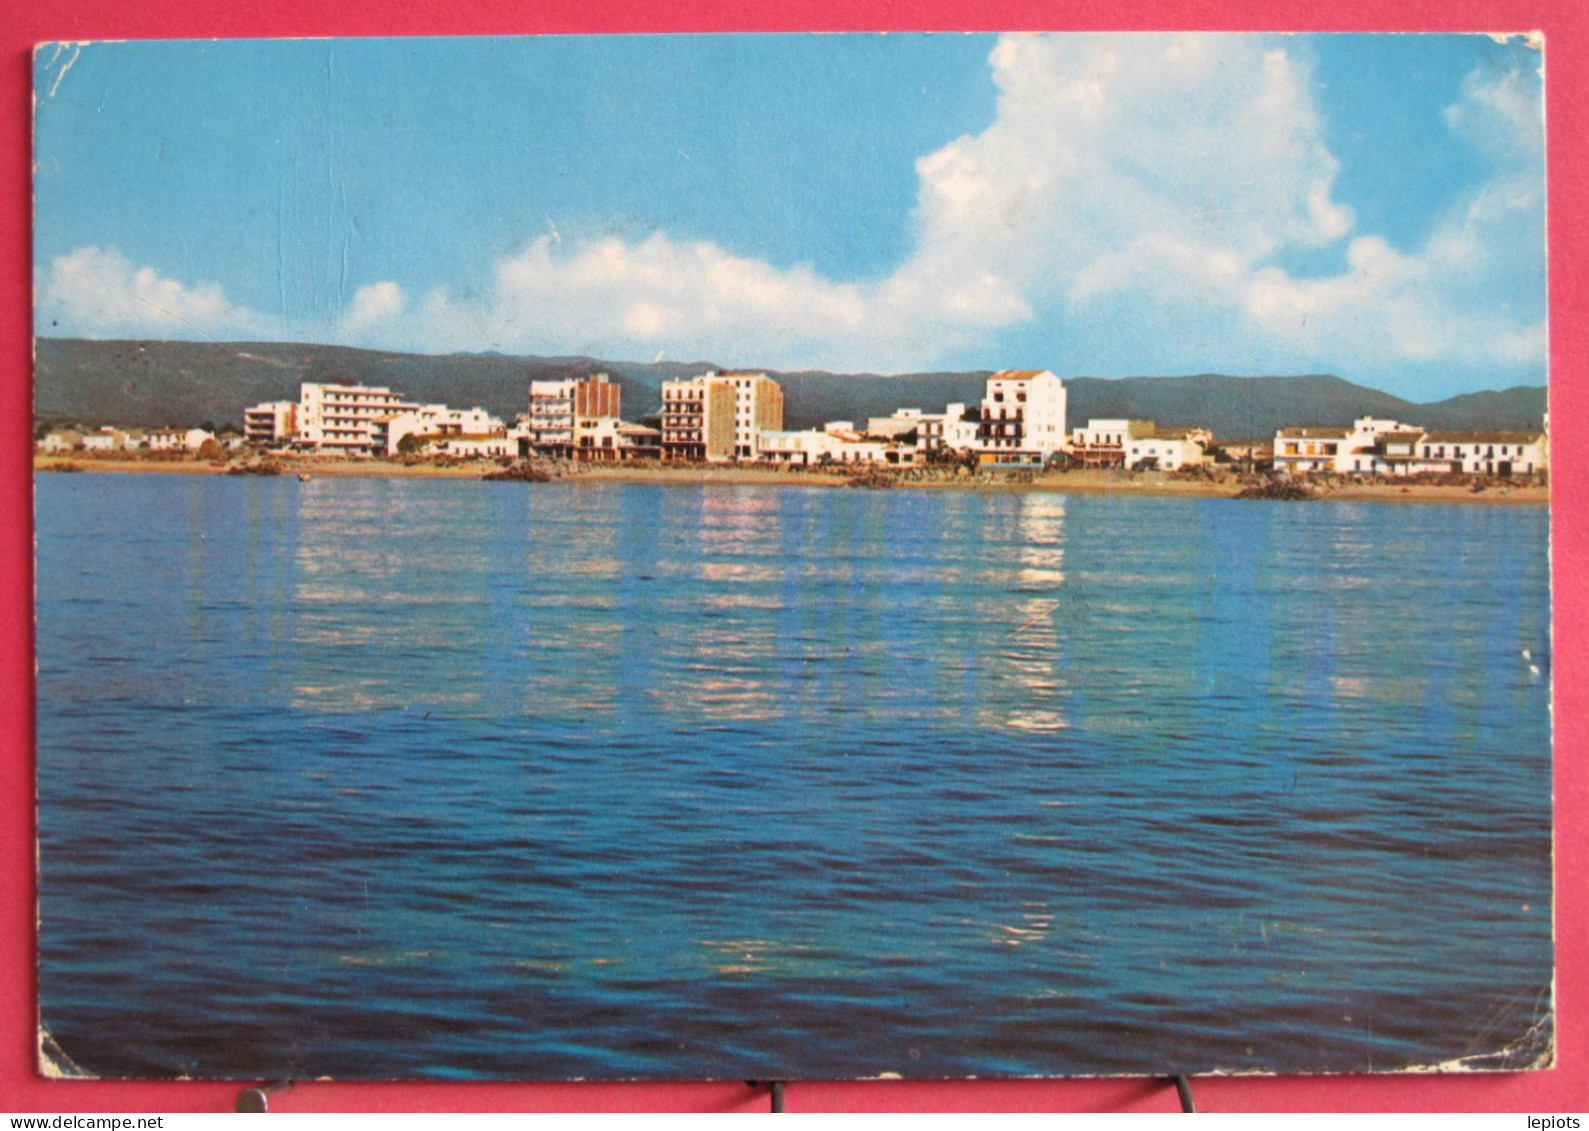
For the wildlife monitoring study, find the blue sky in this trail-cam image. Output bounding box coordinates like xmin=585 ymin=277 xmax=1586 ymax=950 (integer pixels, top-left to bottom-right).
xmin=33 ymin=33 xmax=1545 ymax=400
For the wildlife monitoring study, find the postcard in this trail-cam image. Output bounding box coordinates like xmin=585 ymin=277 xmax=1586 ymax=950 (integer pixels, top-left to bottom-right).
xmin=32 ymin=33 xmax=1551 ymax=1081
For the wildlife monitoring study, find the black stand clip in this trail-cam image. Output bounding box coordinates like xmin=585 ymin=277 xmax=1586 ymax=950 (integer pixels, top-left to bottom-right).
xmin=1170 ymin=1075 xmax=1196 ymax=1113
xmin=745 ymin=1079 xmax=786 ymax=1112
xmin=235 ymin=1080 xmax=293 ymax=1113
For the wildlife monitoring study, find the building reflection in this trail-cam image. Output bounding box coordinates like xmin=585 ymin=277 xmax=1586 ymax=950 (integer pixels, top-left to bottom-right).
xmin=231 ymin=480 xmax=1087 ymax=739
xmin=981 ymin=494 xmax=1070 ymax=733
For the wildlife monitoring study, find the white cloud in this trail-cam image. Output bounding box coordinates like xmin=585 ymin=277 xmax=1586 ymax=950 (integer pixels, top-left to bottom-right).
xmin=375 ymin=35 xmax=1360 ymax=369
xmin=40 ymin=35 xmax=1545 ymax=389
xmin=400 ymin=34 xmax=1539 ymax=380
xmin=36 ymin=246 xmax=274 ymax=340
xmin=906 ymin=33 xmax=1357 ymax=316
xmin=339 ymin=281 xmax=406 ymax=338
xmin=410 ymin=232 xmax=916 ymax=370
xmin=1233 ymin=65 xmax=1546 ymax=377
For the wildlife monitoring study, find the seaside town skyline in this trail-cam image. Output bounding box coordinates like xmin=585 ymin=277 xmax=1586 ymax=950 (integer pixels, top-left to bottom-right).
xmin=38 ymin=367 xmax=1551 ymax=482
xmin=29 ymin=38 xmax=1558 ymax=1087
xmin=32 ymin=34 xmax=1546 ymax=403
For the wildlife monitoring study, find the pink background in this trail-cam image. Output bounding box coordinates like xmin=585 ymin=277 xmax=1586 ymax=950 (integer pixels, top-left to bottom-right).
xmin=4 ymin=0 xmax=1585 ymax=1113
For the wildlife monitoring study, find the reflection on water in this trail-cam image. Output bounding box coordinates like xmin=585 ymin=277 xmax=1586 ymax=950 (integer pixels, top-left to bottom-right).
xmin=35 ymin=475 xmax=1552 ymax=1081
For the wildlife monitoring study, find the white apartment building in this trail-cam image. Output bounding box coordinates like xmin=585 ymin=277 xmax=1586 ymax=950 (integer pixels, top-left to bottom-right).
xmin=527 ymin=373 xmax=621 ymax=455
xmin=866 ymin=409 xmax=925 ymax=440
xmin=723 ymin=372 xmax=785 ymax=460
xmin=938 ymin=404 xmax=981 ymax=452
xmin=977 ymin=370 xmax=1067 ymax=463
xmin=1351 ymin=429 xmax=1427 ymax=475
xmin=527 ymin=378 xmax=576 ymax=450
xmin=661 ymin=372 xmax=784 ymax=462
xmin=661 ymin=376 xmax=733 ymax=461
xmin=759 ymin=429 xmax=831 ymax=465
xmin=295 ymin=382 xmax=418 ymax=455
xmin=574 ymin=415 xmax=624 ymax=460
xmin=243 ymin=400 xmax=297 ymax=445
xmin=246 ymin=383 xmax=507 ymax=457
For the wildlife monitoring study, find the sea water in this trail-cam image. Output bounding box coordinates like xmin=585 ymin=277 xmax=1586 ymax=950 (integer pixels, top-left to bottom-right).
xmin=35 ymin=474 xmax=1553 ymax=1079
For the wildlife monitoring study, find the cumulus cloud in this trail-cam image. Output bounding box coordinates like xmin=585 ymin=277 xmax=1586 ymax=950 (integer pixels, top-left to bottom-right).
xmin=394 ymin=34 xmax=1541 ymax=382
xmin=39 ymin=35 xmax=1545 ymax=388
xmin=339 ymin=281 xmax=407 ymax=338
xmin=408 ymin=233 xmax=926 ymax=370
xmin=919 ymin=38 xmax=1351 ymax=302
xmin=405 ymin=35 xmax=1361 ymax=369
xmin=36 ymin=245 xmax=275 ymax=340
xmin=1235 ymin=64 xmax=1546 ymax=376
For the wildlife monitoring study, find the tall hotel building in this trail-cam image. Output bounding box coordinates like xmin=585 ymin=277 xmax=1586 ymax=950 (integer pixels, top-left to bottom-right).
xmin=242 ymin=401 xmax=297 ymax=445
xmin=976 ymin=370 xmax=1067 ymax=464
xmin=660 ymin=372 xmax=784 ymax=462
xmin=527 ymin=373 xmax=622 ymax=456
xmin=294 ymin=382 xmax=419 ymax=455
xmin=245 ymin=381 xmax=502 ymax=456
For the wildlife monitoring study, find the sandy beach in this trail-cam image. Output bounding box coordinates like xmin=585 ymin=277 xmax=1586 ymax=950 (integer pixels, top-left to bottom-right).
xmin=34 ymin=454 xmax=1550 ymax=505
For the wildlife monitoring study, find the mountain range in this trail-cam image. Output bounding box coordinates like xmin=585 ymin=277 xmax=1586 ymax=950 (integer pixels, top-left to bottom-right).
xmin=34 ymin=338 xmax=1549 ymax=441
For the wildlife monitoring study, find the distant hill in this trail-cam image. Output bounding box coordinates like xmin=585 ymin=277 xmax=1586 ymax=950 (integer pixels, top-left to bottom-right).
xmin=33 ymin=338 xmax=1548 ymax=439
xmin=1063 ymin=374 xmax=1549 ymax=439
xmin=31 ymin=339 xmax=703 ymax=432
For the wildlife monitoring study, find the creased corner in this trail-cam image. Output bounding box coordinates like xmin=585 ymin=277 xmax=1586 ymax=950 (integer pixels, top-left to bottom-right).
xmin=40 ymin=43 xmax=83 ymax=101
xmin=38 ymin=1027 xmax=96 ymax=1080
xmin=1486 ymin=31 xmax=1544 ymax=53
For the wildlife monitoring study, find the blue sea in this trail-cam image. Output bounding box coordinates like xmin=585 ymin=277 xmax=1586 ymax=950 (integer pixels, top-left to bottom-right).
xmin=35 ymin=473 xmax=1553 ymax=1080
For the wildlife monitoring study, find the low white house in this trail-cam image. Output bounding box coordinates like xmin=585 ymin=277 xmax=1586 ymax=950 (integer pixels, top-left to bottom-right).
xmin=1275 ymin=416 xmax=1422 ymax=475
xmin=1415 ymin=432 xmax=1548 ymax=476
xmin=1273 ymin=426 xmax=1351 ymax=474
xmin=867 ymin=404 xmax=979 ymax=452
xmin=1070 ymin=419 xmax=1211 ymax=469
xmin=760 ymin=429 xmax=835 ymax=465
xmin=147 ymin=428 xmax=216 ymax=453
xmin=422 ymin=434 xmax=514 ymax=459
xmin=38 ymin=429 xmax=82 ymax=454
xmin=1125 ymin=426 xmax=1213 ymax=471
xmin=380 ymin=405 xmax=505 ymax=456
xmin=572 ymin=415 xmax=624 ymax=459
xmin=1069 ymin=418 xmax=1140 ymax=466
xmin=81 ymin=428 xmax=130 ymax=453
xmin=760 ymin=425 xmax=922 ymax=467
xmin=615 ymin=423 xmax=663 ymax=460
xmin=1273 ymin=415 xmax=1547 ymax=478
